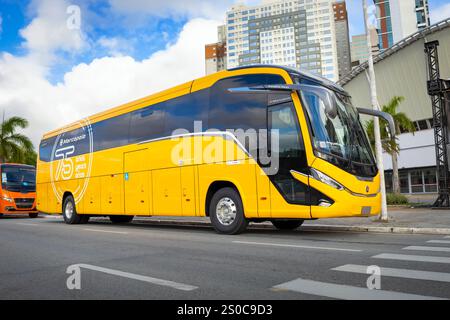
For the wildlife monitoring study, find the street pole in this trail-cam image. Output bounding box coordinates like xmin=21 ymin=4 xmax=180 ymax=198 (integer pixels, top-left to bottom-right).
xmin=363 ymin=0 xmax=388 ymax=221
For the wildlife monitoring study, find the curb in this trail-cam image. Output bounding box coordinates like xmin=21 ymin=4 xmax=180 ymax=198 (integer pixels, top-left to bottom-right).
xmin=132 ymin=218 xmax=450 ymax=236
xmin=43 ymin=215 xmax=450 ymax=236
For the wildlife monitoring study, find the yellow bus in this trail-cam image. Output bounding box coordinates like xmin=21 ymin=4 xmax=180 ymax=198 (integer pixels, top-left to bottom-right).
xmin=36 ymin=65 xmax=394 ymax=234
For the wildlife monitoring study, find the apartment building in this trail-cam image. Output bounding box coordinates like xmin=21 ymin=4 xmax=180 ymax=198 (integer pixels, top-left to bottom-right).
xmin=225 ymin=0 xmax=339 ymax=81
xmin=333 ymin=1 xmax=351 ymax=78
xmin=374 ymin=0 xmax=430 ymax=50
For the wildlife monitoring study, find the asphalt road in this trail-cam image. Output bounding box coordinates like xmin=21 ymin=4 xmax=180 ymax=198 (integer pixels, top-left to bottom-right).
xmin=1 ymin=215 xmax=450 ymax=300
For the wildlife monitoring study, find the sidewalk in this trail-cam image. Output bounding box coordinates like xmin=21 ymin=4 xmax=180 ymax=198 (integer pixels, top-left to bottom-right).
xmin=128 ymin=207 xmax=450 ymax=235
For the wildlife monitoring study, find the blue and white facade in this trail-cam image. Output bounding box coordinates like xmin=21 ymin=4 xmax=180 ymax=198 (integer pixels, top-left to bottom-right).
xmin=225 ymin=0 xmax=339 ymax=81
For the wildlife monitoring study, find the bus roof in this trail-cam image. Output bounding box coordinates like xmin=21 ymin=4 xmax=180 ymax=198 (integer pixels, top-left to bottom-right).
xmin=228 ymin=64 xmax=347 ymax=95
xmin=41 ymin=65 xmax=346 ymax=140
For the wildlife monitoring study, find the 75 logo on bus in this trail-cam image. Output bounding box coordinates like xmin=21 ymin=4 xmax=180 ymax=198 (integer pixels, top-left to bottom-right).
xmin=54 ymin=146 xmax=75 ymax=180
xmin=50 ymin=119 xmax=94 ymax=205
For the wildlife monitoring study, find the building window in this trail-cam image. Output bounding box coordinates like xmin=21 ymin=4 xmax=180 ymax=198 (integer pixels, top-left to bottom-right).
xmin=424 ymin=169 xmax=438 ymax=192
xmin=400 ymin=171 xmax=410 ymax=194
xmin=388 ymin=168 xmax=438 ymax=194
xmin=410 ymin=170 xmax=424 ymax=193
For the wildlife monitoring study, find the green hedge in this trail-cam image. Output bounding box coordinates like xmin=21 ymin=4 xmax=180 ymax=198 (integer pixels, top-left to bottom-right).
xmin=387 ymin=193 xmax=409 ymax=205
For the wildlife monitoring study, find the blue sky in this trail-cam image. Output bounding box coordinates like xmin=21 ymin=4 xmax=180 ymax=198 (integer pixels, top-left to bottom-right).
xmin=0 ymin=0 xmax=189 ymax=81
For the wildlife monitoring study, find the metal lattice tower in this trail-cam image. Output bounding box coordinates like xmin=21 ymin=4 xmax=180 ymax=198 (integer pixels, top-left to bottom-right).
xmin=425 ymin=41 xmax=450 ymax=207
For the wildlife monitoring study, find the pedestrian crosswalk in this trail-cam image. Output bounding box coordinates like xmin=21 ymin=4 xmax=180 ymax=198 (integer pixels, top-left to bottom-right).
xmin=332 ymin=264 xmax=450 ymax=283
xmin=373 ymin=252 xmax=450 ymax=263
xmin=428 ymin=240 xmax=450 ymax=244
xmin=403 ymin=245 xmax=450 ymax=253
xmin=273 ymin=235 xmax=450 ymax=300
xmin=272 ymin=277 xmax=445 ymax=300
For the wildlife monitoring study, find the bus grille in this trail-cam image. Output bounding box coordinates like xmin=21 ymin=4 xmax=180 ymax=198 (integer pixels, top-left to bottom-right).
xmin=14 ymin=198 xmax=35 ymax=209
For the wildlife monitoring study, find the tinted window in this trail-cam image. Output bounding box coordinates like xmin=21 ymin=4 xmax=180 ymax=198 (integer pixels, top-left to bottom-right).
xmin=209 ymin=74 xmax=285 ymax=131
xmin=268 ymin=102 xmax=308 ymax=205
xmin=94 ymin=113 xmax=130 ymax=151
xmin=129 ymin=105 xmax=165 ymax=143
xmin=1 ymin=165 xmax=36 ymax=193
xmin=58 ymin=125 xmax=92 ymax=155
xmin=39 ymin=137 xmax=56 ymax=162
xmin=39 ymin=126 xmax=92 ymax=162
xmin=164 ymin=89 xmax=209 ymax=135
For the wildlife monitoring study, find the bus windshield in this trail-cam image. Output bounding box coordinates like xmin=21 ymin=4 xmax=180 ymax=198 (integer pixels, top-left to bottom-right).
xmin=1 ymin=165 xmax=36 ymax=193
xmin=299 ymin=84 xmax=377 ymax=177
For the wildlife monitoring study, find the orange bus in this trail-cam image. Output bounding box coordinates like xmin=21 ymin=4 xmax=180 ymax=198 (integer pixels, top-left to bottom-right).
xmin=0 ymin=163 xmax=38 ymax=218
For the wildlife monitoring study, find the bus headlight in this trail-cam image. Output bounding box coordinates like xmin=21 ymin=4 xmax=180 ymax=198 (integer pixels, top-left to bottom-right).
xmin=2 ymin=196 xmax=14 ymax=203
xmin=310 ymin=168 xmax=344 ymax=191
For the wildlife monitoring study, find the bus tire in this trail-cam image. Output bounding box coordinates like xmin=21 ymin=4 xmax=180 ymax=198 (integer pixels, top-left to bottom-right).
xmin=29 ymin=212 xmax=39 ymax=218
xmin=109 ymin=215 xmax=134 ymax=224
xmin=271 ymin=219 xmax=304 ymax=230
xmin=210 ymin=187 xmax=248 ymax=235
xmin=62 ymin=195 xmax=89 ymax=224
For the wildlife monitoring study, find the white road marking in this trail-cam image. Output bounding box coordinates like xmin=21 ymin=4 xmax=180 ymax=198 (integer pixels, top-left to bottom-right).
xmin=428 ymin=240 xmax=450 ymax=244
xmin=233 ymin=240 xmax=362 ymax=252
xmin=333 ymin=264 xmax=450 ymax=283
xmin=83 ymin=228 xmax=128 ymax=235
xmin=373 ymin=253 xmax=450 ymax=264
xmin=272 ymin=278 xmax=445 ymax=300
xmin=403 ymin=246 xmax=450 ymax=253
xmin=73 ymin=264 xmax=198 ymax=291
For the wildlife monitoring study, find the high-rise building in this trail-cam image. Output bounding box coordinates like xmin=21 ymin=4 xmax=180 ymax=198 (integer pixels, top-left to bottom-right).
xmin=205 ymin=42 xmax=227 ymax=75
xmin=350 ymin=28 xmax=379 ymax=67
xmin=205 ymin=26 xmax=228 ymax=75
xmin=374 ymin=0 xmax=430 ymax=50
xmin=333 ymin=1 xmax=351 ymax=79
xmin=238 ymin=9 xmax=322 ymax=75
xmin=217 ymin=25 xmax=227 ymax=43
xmin=225 ymin=0 xmax=339 ymax=81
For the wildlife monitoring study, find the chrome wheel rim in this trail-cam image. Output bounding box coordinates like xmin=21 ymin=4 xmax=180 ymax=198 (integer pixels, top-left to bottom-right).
xmin=215 ymin=197 xmax=237 ymax=226
xmin=65 ymin=201 xmax=74 ymax=220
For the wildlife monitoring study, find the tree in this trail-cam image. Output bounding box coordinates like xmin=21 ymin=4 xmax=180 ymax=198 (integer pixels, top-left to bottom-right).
xmin=365 ymin=96 xmax=415 ymax=194
xmin=0 ymin=115 xmax=35 ymax=165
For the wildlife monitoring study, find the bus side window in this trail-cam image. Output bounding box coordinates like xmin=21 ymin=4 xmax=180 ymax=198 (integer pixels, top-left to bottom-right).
xmin=209 ymin=74 xmax=285 ymax=158
xmin=39 ymin=137 xmax=57 ymax=162
xmin=129 ymin=105 xmax=165 ymax=143
xmin=209 ymin=74 xmax=285 ymax=132
xmin=94 ymin=113 xmax=131 ymax=151
xmin=164 ymin=89 xmax=209 ymax=135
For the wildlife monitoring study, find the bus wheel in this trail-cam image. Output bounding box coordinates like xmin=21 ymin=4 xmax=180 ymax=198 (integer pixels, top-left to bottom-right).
xmin=271 ymin=219 xmax=304 ymax=230
xmin=62 ymin=195 xmax=89 ymax=225
xmin=210 ymin=187 xmax=248 ymax=235
xmin=109 ymin=215 xmax=134 ymax=224
xmin=29 ymin=213 xmax=39 ymax=218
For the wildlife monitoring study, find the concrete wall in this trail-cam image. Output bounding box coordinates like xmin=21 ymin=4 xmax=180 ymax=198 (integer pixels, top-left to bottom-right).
xmin=383 ymin=129 xmax=436 ymax=170
xmin=343 ymin=25 xmax=450 ymax=123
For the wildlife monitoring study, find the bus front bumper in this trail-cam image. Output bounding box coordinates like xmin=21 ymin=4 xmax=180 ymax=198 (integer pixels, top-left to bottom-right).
xmin=309 ymin=178 xmax=382 ymax=219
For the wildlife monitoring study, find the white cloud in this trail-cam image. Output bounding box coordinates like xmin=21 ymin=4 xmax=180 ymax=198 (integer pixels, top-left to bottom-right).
xmin=0 ymin=18 xmax=220 ymax=147
xmin=97 ymin=36 xmax=134 ymax=56
xmin=19 ymin=0 xmax=85 ymax=66
xmin=108 ymin=0 xmax=230 ymax=20
xmin=430 ymin=3 xmax=450 ymax=24
xmin=108 ymin=0 xmax=261 ymax=20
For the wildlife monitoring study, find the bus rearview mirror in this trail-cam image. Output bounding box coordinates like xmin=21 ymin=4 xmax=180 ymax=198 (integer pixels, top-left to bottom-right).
xmin=357 ymin=107 xmax=396 ymax=140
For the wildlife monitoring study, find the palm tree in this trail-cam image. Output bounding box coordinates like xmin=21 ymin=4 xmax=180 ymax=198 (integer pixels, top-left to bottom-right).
xmin=365 ymin=96 xmax=415 ymax=194
xmin=0 ymin=115 xmax=35 ymax=164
